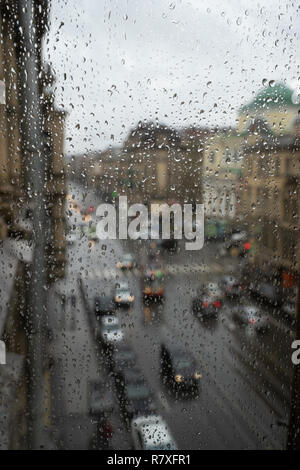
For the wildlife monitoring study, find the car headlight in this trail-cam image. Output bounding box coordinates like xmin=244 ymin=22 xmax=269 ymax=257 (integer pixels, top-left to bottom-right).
xmin=129 ymin=296 xmax=134 ymax=302
xmin=115 ymin=297 xmax=121 ymax=303
xmin=175 ymin=375 xmax=183 ymax=383
xmin=116 ymin=262 xmax=122 ymax=268
xmin=194 ymin=372 xmax=202 ymax=380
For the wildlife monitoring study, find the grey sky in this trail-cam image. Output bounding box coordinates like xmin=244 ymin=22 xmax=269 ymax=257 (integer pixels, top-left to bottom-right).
xmin=45 ymin=0 xmax=300 ymax=155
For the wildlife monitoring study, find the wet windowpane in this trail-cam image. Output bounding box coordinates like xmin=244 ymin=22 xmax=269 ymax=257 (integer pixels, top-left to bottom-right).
xmin=0 ymin=0 xmax=299 ymax=452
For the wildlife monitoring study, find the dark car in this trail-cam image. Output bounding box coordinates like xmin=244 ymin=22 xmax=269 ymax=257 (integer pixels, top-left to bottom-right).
xmin=220 ymin=275 xmax=245 ymax=298
xmin=192 ymin=282 xmax=222 ymax=318
xmin=249 ymin=281 xmax=282 ymax=307
xmin=95 ymin=295 xmax=115 ymax=316
xmin=113 ymin=344 xmax=137 ymax=375
xmin=88 ymin=380 xmax=114 ymax=416
xmin=115 ymin=368 xmax=156 ymax=425
xmin=143 ymin=278 xmax=164 ymax=301
xmin=160 ymin=344 xmax=201 ymax=395
xmin=232 ymin=305 xmax=268 ymax=332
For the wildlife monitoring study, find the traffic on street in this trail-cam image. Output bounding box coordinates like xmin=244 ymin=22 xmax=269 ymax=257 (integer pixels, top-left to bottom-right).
xmin=0 ymin=0 xmax=299 ymax=454
xmin=48 ymin=182 xmax=294 ymax=450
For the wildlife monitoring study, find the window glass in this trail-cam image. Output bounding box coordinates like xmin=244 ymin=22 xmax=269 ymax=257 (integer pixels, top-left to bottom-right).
xmin=0 ymin=0 xmax=299 ymax=452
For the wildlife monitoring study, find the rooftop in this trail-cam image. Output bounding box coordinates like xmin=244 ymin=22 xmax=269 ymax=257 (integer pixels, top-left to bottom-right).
xmin=240 ymin=82 xmax=299 ymax=112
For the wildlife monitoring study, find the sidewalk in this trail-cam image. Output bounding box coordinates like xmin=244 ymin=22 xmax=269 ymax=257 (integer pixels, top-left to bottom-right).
xmin=0 ymin=240 xmax=24 ymax=449
xmin=48 ymin=275 xmax=130 ymax=449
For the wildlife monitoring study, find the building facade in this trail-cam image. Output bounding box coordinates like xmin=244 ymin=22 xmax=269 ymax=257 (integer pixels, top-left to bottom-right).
xmin=0 ymin=0 xmax=67 ymax=448
xmin=74 ymin=122 xmax=204 ymax=209
xmin=202 ymin=128 xmax=244 ymax=237
xmin=0 ymin=2 xmax=66 ymax=281
xmin=238 ymin=83 xmax=300 ymax=287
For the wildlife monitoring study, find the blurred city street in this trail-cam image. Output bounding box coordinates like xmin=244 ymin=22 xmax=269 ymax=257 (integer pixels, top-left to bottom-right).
xmin=0 ymin=0 xmax=299 ymax=452
xmin=45 ymin=182 xmax=294 ymax=449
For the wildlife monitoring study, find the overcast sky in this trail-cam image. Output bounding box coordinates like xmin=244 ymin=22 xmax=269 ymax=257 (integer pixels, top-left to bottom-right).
xmin=45 ymin=0 xmax=300 ymax=155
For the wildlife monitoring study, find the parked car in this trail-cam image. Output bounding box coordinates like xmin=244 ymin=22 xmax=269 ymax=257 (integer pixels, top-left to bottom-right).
xmin=113 ymin=344 xmax=137 ymax=376
xmin=115 ymin=368 xmax=156 ymax=424
xmin=249 ymin=281 xmax=282 ymax=307
xmin=192 ymin=282 xmax=222 ymax=318
xmin=88 ymin=380 xmax=114 ymax=416
xmin=131 ymin=415 xmax=177 ymax=450
xmin=232 ymin=304 xmax=268 ymax=332
xmin=114 ymin=281 xmax=135 ymax=307
xmin=98 ymin=316 xmax=124 ymax=347
xmin=95 ymin=295 xmax=115 ymax=316
xmin=160 ymin=343 xmax=201 ymax=394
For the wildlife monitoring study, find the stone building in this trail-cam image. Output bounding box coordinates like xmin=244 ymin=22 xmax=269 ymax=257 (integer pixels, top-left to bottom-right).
xmin=0 ymin=1 xmax=66 ymax=280
xmin=202 ymin=128 xmax=243 ymax=237
xmin=74 ymin=122 xmax=205 ymax=209
xmin=0 ymin=1 xmax=66 ymax=448
xmin=238 ymin=83 xmax=300 ymax=288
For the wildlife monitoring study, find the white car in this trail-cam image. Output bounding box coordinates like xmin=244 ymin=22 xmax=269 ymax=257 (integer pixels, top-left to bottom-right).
xmin=115 ymin=281 xmax=134 ymax=306
xmin=231 ymin=231 xmax=247 ymax=242
xmin=131 ymin=415 xmax=177 ymax=450
xmin=99 ymin=316 xmax=124 ymax=345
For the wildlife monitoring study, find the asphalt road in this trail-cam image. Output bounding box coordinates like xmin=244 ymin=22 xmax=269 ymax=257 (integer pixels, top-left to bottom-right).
xmin=48 ymin=181 xmax=294 ymax=449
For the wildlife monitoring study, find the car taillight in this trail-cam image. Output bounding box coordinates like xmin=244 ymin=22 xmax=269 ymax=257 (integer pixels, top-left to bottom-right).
xmin=214 ymin=301 xmax=221 ymax=308
xmin=249 ymin=317 xmax=256 ymax=324
xmin=244 ymin=242 xmax=251 ymax=251
xmin=202 ymin=302 xmax=209 ymax=308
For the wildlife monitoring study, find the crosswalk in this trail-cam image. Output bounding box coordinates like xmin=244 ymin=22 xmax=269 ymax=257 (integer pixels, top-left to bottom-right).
xmin=79 ymin=262 xmax=228 ymax=281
